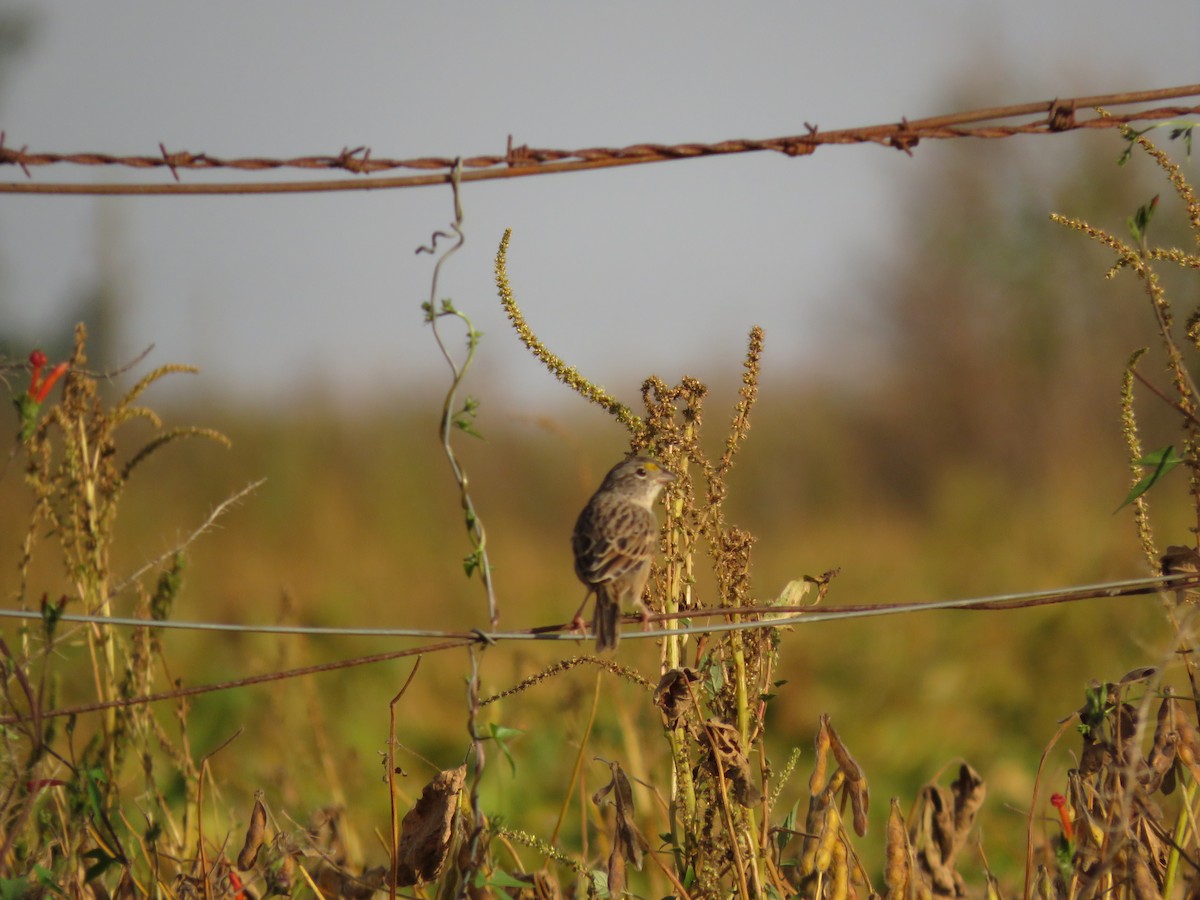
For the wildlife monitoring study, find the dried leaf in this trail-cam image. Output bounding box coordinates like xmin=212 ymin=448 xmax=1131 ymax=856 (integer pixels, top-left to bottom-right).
xmin=593 ymin=760 xmax=649 ymax=889
xmin=236 ymin=792 xmax=268 ymax=871
xmin=849 ymin=777 xmax=870 ymax=838
xmin=504 ymin=869 xmax=563 ymax=899
xmin=1119 ymin=666 xmax=1158 ymax=684
xmin=393 ymin=765 xmax=467 ymax=887
xmin=949 ymin=764 xmax=985 ymax=838
xmin=825 ymin=717 xmax=864 ymax=784
xmin=700 ymin=718 xmax=760 ymax=807
xmin=1144 ymin=692 xmax=1179 ymax=793
xmin=653 ymin=667 xmax=701 ymax=728
xmin=1078 ymin=730 xmax=1114 ymax=778
xmin=1162 ymin=545 xmax=1200 ymax=603
xmin=911 ymin=764 xmax=986 ymax=898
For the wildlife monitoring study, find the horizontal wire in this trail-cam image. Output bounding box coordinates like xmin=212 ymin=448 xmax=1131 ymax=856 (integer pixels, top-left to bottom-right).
xmin=1 ymin=573 xmax=1191 ymax=726
xmin=0 ymin=85 xmax=1196 ymax=196
xmin=1 ymin=573 xmax=1191 ymax=642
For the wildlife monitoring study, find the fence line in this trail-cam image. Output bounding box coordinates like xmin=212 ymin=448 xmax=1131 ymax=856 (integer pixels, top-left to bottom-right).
xmin=1 ymin=572 xmax=1191 ymax=639
xmin=1 ymin=84 xmax=1197 ymax=196
xmin=1 ymin=572 xmax=1193 ymax=725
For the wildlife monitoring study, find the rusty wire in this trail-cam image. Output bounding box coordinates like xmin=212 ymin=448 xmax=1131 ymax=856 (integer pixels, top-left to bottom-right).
xmin=0 ymin=571 xmax=1196 ymax=726
xmin=1 ymin=84 xmax=1197 ymax=196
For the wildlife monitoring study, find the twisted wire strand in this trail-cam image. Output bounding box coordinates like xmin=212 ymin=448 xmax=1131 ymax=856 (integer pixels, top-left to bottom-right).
xmin=1 ymin=573 xmax=1192 ymax=725
xmin=0 ymin=85 xmax=1196 ymax=195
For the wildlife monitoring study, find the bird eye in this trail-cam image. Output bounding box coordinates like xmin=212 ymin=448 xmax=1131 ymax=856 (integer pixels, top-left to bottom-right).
xmin=635 ymin=466 xmax=648 ymax=478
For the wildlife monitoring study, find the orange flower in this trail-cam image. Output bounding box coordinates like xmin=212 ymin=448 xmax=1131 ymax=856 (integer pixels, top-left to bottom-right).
xmin=27 ymin=349 xmax=68 ymax=403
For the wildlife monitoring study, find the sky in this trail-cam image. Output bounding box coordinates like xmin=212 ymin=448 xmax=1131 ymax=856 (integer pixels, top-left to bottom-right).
xmin=0 ymin=2 xmax=1197 ymax=415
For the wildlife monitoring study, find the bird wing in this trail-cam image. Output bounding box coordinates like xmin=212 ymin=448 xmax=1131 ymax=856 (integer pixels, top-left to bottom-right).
xmin=573 ymin=501 xmax=657 ymax=586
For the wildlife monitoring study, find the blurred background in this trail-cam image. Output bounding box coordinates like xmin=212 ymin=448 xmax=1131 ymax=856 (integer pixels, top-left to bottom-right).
xmin=2 ymin=1 xmax=1200 ymax=885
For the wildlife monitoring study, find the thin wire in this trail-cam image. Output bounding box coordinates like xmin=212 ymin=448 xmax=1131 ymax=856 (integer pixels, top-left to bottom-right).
xmin=2 ymin=573 xmax=1192 ymax=641
xmin=1 ymin=573 xmax=1191 ymax=726
xmin=0 ymin=85 xmax=1196 ymax=196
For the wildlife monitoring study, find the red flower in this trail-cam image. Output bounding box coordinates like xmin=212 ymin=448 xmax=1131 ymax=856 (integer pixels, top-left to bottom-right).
xmin=1050 ymin=792 xmax=1073 ymax=841
xmin=27 ymin=349 xmax=68 ymax=403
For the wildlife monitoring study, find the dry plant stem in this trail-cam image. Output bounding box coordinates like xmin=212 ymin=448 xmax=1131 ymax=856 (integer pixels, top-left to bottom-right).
xmin=494 ymin=229 xmax=641 ymax=431
xmin=1120 ymin=355 xmax=1160 ymax=568
xmin=642 ymin=839 xmax=695 ymax=900
xmin=1163 ymin=778 xmax=1195 ymax=897
xmin=704 ymin=718 xmax=751 ymax=900
xmin=1024 ymin=714 xmax=1077 ymax=900
xmin=387 ymin=658 xmax=422 ymax=899
xmin=548 ymin=671 xmax=601 ymax=857
xmin=464 ymin=645 xmax=488 ymax=891
xmin=195 ymin=729 xmax=241 ymax=899
xmin=0 ymin=639 xmax=469 ymax=726
xmin=110 ymin=479 xmax=264 ymax=598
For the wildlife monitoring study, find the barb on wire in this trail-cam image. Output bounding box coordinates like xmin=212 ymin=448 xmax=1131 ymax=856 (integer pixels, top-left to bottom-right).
xmin=1 ymin=85 xmax=1197 ymax=195
xmin=1 ymin=572 xmax=1195 ymax=727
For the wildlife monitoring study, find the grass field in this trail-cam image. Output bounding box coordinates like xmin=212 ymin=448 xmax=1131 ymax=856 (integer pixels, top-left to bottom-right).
xmin=1 ymin=130 xmax=1199 ymax=897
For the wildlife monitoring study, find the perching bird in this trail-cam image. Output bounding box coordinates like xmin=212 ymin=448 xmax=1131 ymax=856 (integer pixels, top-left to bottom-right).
xmin=571 ymin=456 xmax=675 ymax=651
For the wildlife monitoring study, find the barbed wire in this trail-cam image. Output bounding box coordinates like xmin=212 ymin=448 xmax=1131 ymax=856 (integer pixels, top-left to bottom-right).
xmin=1 ymin=84 xmax=1197 ymax=196
xmin=0 ymin=572 xmax=1193 ymax=726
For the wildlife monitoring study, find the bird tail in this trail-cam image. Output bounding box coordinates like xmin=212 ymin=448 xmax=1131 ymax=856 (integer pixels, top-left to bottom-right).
xmin=594 ymin=587 xmax=621 ymax=652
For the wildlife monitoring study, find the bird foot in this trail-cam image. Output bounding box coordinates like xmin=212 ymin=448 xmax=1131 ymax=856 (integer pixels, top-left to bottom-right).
xmin=568 ymin=613 xmax=590 ymax=640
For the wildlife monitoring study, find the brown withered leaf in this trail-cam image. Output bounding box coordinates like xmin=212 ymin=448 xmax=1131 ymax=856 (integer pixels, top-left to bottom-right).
xmin=309 ymin=806 xmax=349 ymax=866
xmin=503 ymin=869 xmax=563 ymax=900
xmin=1078 ymin=729 xmax=1115 ymax=778
xmin=1119 ymin=666 xmax=1158 ymax=685
xmin=1143 ymin=690 xmax=1180 ymax=794
xmin=593 ymin=760 xmax=649 ymax=894
xmin=1162 ymin=544 xmax=1200 ymax=603
xmin=653 ymin=667 xmax=701 ymax=728
xmin=848 ymin=777 xmax=870 ymax=838
xmin=698 ymin=718 xmax=760 ymax=807
xmin=236 ymin=791 xmax=268 ymax=871
xmin=315 ymin=865 xmax=388 ymax=899
xmin=393 ymin=765 xmax=467 ymax=887
xmin=813 ymin=714 xmax=867 ymax=835
xmin=911 ymin=763 xmax=986 ymax=899
xmin=824 ymin=717 xmax=864 ymax=784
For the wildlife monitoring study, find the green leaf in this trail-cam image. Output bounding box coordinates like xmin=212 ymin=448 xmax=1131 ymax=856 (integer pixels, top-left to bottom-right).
xmin=486 ymin=722 xmax=523 ymax=775
xmin=1077 ymin=682 xmax=1114 ymax=735
xmin=0 ymin=877 xmax=33 ymax=900
xmin=706 ymin=663 xmax=725 ymax=695
xmin=1115 ymin=445 xmax=1184 ymax=511
xmin=454 ymin=417 xmax=485 ymax=440
xmin=475 ymin=869 xmax=528 ymax=890
xmin=82 ymin=768 xmax=107 ymax=819
xmin=777 ymin=801 xmax=800 ymax=853
xmin=81 ymin=847 xmax=118 ymax=882
xmin=33 ymin=867 xmax=67 ymax=897
xmin=1126 ymin=194 xmax=1159 ymax=243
